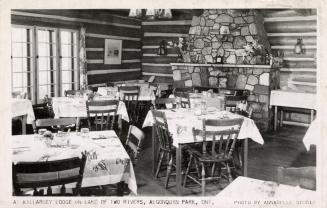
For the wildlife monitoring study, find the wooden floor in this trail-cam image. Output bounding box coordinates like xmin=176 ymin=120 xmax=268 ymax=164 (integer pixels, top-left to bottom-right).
xmin=133 ymin=125 xmax=316 ymax=196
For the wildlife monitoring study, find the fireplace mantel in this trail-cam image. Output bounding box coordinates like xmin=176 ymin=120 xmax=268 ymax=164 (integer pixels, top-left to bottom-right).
xmin=170 ymin=63 xmax=274 ymax=69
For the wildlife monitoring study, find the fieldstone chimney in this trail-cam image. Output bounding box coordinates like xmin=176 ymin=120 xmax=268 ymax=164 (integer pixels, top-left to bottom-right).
xmin=188 ymin=9 xmax=271 ymax=65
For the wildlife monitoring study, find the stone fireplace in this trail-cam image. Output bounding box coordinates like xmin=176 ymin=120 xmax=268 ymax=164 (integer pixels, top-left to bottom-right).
xmin=172 ymin=63 xmax=280 ymax=131
xmin=171 ymin=9 xmax=280 ymax=132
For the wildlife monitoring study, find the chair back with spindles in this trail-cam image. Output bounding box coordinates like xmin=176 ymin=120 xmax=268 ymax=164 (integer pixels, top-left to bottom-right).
xmin=151 ymin=110 xmax=173 ymax=151
xmin=118 ymin=86 xmax=140 ymax=101
xmin=174 ymin=91 xmax=190 ymax=108
xmin=86 ymin=100 xmax=118 ymax=131
xmin=12 ymin=153 xmax=86 ymax=196
xmin=192 ymin=118 xmax=244 ymax=159
xmin=125 ymin=125 xmax=144 ymax=166
xmin=33 ymin=118 xmax=79 ymax=133
xmin=154 ymin=98 xmax=176 ymax=109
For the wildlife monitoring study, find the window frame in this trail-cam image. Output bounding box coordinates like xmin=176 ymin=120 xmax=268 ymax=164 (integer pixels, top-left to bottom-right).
xmin=11 ymin=25 xmax=80 ymax=104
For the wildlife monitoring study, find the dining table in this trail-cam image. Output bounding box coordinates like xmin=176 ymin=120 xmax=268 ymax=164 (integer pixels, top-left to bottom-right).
xmin=270 ymin=90 xmax=317 ymax=131
xmin=216 ymin=176 xmax=316 ymax=205
xmin=142 ymin=108 xmax=264 ymax=195
xmin=51 ymin=96 xmax=130 ymax=122
xmin=12 ymin=130 xmax=137 ymax=195
xmin=97 ymin=86 xmax=156 ymax=101
xmin=11 ymin=98 xmax=35 ymax=134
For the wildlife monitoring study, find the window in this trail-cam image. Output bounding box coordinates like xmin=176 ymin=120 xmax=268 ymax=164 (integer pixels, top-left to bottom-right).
xmin=11 ymin=27 xmax=33 ymax=100
xmin=11 ymin=26 xmax=80 ymax=103
xmin=60 ymin=30 xmax=79 ymax=96
xmin=37 ymin=28 xmax=57 ymax=99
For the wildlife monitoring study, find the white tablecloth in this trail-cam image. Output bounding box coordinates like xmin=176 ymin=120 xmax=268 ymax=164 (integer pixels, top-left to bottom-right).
xmin=303 ymin=117 xmax=319 ymax=151
xmin=52 ymin=97 xmax=129 ymax=122
xmin=97 ymin=86 xmax=156 ymax=101
xmin=143 ymin=108 xmax=264 ymax=147
xmin=12 ymin=130 xmax=137 ymax=194
xmin=217 ymin=176 xmax=316 ymax=200
xmin=270 ymin=90 xmax=317 ymax=109
xmin=11 ymin=98 xmax=35 ymax=124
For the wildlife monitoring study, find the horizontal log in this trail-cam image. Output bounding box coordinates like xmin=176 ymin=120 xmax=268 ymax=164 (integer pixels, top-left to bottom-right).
xmin=86 ymin=59 xmax=141 ymax=64
xmin=87 ymin=62 xmax=140 ymax=70
xmin=263 ymin=9 xmax=316 ymax=18
xmin=142 ymin=48 xmax=177 ymax=55
xmin=267 ymin=32 xmax=316 ymax=37
xmin=12 ymin=15 xmax=80 ymax=30
xmin=264 ymin=21 xmax=316 ymax=33
xmin=142 ymin=24 xmax=191 ymax=33
xmin=283 ymin=61 xmax=316 ymax=68
xmin=280 ymin=68 xmax=316 ymax=72
xmin=268 ymin=36 xmax=316 ymax=45
xmin=88 ymin=71 xmax=141 ymax=84
xmin=87 ymin=68 xmax=141 ymax=75
xmin=86 ymin=33 xmax=140 ymax=41
xmin=12 ymin=10 xmax=141 ymax=28
xmin=283 ymin=57 xmax=315 ymax=61
xmin=142 ymin=63 xmax=171 ymax=67
xmin=86 ymin=37 xmax=141 ymax=48
xmin=278 ymin=49 xmax=316 ymax=57
xmin=264 ymin=15 xmax=317 ymax=22
xmin=86 ymin=51 xmax=141 ymax=59
xmin=83 ymin=23 xmax=141 ymax=38
xmin=142 ymin=56 xmax=179 ymax=63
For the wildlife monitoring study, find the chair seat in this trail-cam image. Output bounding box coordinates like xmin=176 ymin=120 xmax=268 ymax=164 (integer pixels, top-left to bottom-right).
xmin=185 ymin=146 xmax=231 ymax=163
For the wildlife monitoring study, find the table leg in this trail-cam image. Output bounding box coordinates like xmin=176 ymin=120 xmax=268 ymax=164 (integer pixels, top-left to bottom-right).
xmin=243 ymin=138 xmax=248 ymax=177
xmin=22 ymin=115 xmax=27 ymax=135
xmin=176 ymin=144 xmax=182 ymax=196
xmin=274 ymin=106 xmax=278 ymax=131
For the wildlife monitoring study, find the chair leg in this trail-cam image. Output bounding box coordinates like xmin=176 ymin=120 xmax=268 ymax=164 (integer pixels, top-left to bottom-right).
xmin=201 ymin=162 xmax=205 ymax=196
xmin=183 ymin=154 xmax=193 ymax=188
xmin=165 ymin=154 xmax=173 ymax=189
xmin=225 ymin=162 xmax=233 ymax=183
xmin=155 ymin=150 xmax=165 ymax=178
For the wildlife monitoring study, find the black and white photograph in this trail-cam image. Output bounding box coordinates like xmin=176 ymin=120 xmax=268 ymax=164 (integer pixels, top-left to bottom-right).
xmin=1 ymin=0 xmax=326 ymax=207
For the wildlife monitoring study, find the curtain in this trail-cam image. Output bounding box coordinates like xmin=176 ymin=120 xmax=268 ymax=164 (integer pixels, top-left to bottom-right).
xmin=79 ymin=27 xmax=87 ymax=90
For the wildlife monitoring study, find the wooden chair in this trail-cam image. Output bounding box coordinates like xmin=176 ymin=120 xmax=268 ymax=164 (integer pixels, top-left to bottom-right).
xmin=125 ymin=125 xmax=145 ymax=166
xmin=64 ymin=90 xmax=87 ymax=97
xmin=174 ymin=91 xmax=191 ymax=108
xmin=32 ymin=117 xmax=79 ymax=133
xmin=118 ymin=86 xmax=140 ymax=124
xmin=12 ymin=153 xmax=87 ymax=196
xmin=154 ymin=98 xmax=176 ymax=110
xmin=277 ymin=166 xmax=316 ymax=190
xmin=183 ymin=118 xmax=244 ymax=196
xmin=152 ymin=110 xmax=175 ymax=188
xmin=86 ymin=100 xmax=119 ymax=131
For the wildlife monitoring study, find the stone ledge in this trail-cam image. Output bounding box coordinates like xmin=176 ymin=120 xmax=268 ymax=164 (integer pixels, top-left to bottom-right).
xmin=170 ymin=63 xmax=274 ymax=69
